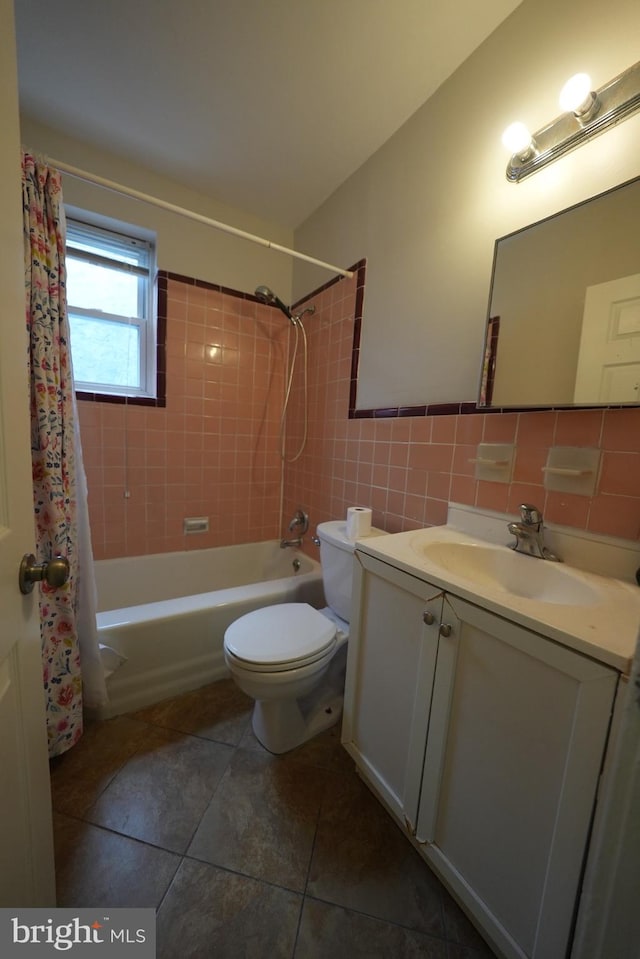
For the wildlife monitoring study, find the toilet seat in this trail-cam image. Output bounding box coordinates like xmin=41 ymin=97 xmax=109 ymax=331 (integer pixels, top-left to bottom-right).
xmin=224 ymin=603 xmax=337 ymax=672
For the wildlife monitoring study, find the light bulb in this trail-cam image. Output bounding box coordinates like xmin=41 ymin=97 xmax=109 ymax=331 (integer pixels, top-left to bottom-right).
xmin=501 ymin=122 xmax=534 ymax=156
xmin=559 ymin=73 xmax=593 ymax=114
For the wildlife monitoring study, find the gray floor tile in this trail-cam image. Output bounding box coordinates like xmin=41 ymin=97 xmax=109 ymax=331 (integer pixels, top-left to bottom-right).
xmin=307 ymin=769 xmax=444 ymax=938
xmin=49 ymin=715 xmax=152 ymax=817
xmin=131 ymin=678 xmax=252 ymax=746
xmin=241 ymin=719 xmax=355 ymax=773
xmin=442 ymin=893 xmax=497 ymax=957
xmin=85 ymin=726 xmax=234 ymax=853
xmin=294 ymin=898 xmax=448 ymax=959
xmin=157 ymin=857 xmax=302 ymax=959
xmin=53 ymin=812 xmax=180 ymax=908
xmin=48 ymin=677 xmax=499 ymax=958
xmin=447 ymin=946 xmax=499 ymax=959
xmin=188 ymin=747 xmax=327 ymax=892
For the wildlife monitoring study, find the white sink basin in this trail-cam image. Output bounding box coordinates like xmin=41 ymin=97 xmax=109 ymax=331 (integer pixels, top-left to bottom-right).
xmin=412 ymin=539 xmax=601 ymax=606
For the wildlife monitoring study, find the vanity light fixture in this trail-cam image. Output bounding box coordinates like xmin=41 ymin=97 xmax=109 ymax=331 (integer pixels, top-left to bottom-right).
xmin=503 ymin=60 xmax=640 ymax=182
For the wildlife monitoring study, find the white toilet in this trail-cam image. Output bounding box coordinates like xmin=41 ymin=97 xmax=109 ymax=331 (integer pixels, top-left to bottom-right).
xmin=223 ymin=520 xmax=369 ymax=754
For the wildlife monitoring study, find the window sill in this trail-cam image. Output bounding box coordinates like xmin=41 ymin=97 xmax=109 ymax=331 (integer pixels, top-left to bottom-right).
xmin=76 ymin=389 xmax=166 ymax=408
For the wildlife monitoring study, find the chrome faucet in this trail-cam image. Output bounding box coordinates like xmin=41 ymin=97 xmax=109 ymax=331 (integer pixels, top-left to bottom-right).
xmin=507 ymin=504 xmax=560 ymax=561
xmin=280 ymin=509 xmax=309 ymax=549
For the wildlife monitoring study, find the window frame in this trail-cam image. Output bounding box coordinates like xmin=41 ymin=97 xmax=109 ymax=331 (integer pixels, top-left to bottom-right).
xmin=65 ymin=214 xmax=161 ymax=403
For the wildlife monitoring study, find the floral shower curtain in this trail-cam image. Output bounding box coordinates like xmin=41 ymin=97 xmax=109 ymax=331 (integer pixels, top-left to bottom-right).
xmin=22 ymin=152 xmax=107 ymax=758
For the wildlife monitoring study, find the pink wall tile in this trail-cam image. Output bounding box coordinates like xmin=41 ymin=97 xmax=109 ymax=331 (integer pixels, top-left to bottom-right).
xmin=517 ymin=411 xmax=556 ymax=447
xmin=451 ymin=444 xmax=476 ymax=477
xmin=507 ymin=483 xmax=545 ymax=515
xmin=602 ymin=408 xmax=640 ymax=452
xmin=588 ymin=495 xmax=640 ymax=540
xmin=450 ymin=474 xmax=477 ymax=506
xmin=544 ymin=491 xmax=591 ymax=528
xmin=424 ymin=497 xmax=448 ymax=527
xmin=599 ymin=452 xmax=640 ymax=497
xmin=513 ymin=446 xmax=548 ymax=485
xmin=80 ymin=270 xmax=640 ymax=561
xmin=554 ymin=410 xmax=603 ymax=447
xmin=427 ymin=471 xmax=451 ymax=502
xmin=431 ymin=415 xmax=457 ymax=444
xmin=483 ymin=413 xmax=518 ymax=443
xmin=283 ymin=277 xmax=640 ymax=549
xmin=425 ymin=444 xmax=454 ymax=474
xmin=455 ymin=415 xmax=483 ymax=446
xmin=476 ymin=480 xmax=510 ymax=514
xmin=80 ymin=277 xmax=285 ymax=559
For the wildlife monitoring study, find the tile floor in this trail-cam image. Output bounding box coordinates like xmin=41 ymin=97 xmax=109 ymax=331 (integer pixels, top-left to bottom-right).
xmin=50 ymin=679 xmax=498 ymax=958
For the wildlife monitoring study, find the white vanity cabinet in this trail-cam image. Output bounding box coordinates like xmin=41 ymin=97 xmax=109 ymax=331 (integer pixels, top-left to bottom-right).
xmin=342 ymin=551 xmax=445 ymax=829
xmin=342 ymin=549 xmax=620 ymax=959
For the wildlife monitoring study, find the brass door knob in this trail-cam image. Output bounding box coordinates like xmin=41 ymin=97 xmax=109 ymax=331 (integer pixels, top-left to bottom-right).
xmin=19 ymin=553 xmax=70 ymax=595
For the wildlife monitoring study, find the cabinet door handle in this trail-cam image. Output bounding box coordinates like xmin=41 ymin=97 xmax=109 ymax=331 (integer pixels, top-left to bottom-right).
xmin=423 ymin=611 xmax=435 ymax=626
xmin=439 ymin=623 xmax=453 ymax=637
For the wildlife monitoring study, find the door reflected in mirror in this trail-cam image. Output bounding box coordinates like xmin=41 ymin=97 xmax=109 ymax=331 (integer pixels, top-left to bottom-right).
xmin=479 ymin=176 xmax=640 ymax=409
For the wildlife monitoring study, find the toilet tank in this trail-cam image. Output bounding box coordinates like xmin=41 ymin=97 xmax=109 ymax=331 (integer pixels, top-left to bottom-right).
xmin=316 ymin=521 xmax=385 ymax=622
xmin=316 ymin=521 xmax=356 ymax=622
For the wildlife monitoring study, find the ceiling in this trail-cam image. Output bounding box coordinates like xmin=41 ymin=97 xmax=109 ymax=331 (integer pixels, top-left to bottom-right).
xmin=14 ymin=0 xmax=521 ymax=229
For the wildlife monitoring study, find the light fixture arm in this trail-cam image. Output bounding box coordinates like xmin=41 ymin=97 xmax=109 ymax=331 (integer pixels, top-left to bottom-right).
xmin=506 ymin=60 xmax=640 ymax=182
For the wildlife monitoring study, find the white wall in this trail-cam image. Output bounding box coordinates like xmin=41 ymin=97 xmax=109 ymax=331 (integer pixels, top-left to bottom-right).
xmin=294 ymin=0 xmax=640 ymax=410
xmin=20 ymin=116 xmax=295 ymax=299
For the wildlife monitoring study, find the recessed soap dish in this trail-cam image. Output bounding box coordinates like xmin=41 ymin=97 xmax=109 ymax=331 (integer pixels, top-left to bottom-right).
xmin=469 ymin=443 xmax=514 ymax=483
xmin=542 ymin=447 xmax=600 ymax=495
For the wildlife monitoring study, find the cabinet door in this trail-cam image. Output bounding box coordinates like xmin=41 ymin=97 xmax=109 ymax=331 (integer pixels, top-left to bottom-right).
xmin=342 ymin=552 xmax=443 ymax=829
xmin=417 ymin=595 xmax=618 ymax=959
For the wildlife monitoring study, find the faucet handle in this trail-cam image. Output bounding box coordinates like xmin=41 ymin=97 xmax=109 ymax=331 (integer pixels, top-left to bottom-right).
xmin=519 ymin=504 xmax=543 ymax=527
xmin=288 ymin=509 xmax=309 ymax=534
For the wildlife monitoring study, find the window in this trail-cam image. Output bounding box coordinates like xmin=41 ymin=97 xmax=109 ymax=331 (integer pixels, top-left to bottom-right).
xmin=66 ymin=217 xmax=157 ymax=399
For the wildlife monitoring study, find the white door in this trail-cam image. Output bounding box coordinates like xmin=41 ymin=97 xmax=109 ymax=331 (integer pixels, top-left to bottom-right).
xmin=574 ymin=273 xmax=640 ymax=403
xmin=0 ymin=0 xmax=56 ymax=906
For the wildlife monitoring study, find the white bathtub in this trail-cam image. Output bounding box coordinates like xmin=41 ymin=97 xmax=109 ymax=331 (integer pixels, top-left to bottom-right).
xmin=92 ymin=542 xmax=324 ymax=720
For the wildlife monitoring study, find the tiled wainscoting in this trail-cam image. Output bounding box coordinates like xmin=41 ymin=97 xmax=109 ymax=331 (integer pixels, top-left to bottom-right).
xmin=77 ymin=267 xmax=640 ymax=562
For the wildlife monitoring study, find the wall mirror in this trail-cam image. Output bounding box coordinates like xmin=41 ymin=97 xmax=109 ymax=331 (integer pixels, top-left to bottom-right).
xmin=479 ymin=176 xmax=640 ymax=409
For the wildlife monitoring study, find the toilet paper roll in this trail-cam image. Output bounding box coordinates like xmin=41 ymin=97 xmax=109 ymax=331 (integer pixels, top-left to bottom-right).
xmin=346 ymin=506 xmax=372 ymax=540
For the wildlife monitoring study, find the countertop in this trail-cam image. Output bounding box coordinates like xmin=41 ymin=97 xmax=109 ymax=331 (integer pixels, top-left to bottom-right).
xmin=355 ymin=525 xmax=640 ymax=675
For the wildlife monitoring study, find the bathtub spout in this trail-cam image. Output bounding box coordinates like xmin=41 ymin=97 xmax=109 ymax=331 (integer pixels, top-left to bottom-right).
xmin=280 ymin=536 xmax=302 ymax=549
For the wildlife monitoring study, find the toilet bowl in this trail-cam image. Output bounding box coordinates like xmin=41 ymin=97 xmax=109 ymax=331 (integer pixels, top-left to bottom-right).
xmin=224 ymin=601 xmax=348 ymax=753
xmin=223 ymin=519 xmax=380 ymax=754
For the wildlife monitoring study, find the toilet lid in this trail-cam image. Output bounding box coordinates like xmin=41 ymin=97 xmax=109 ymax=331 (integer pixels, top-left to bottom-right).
xmin=224 ymin=603 xmax=336 ymax=667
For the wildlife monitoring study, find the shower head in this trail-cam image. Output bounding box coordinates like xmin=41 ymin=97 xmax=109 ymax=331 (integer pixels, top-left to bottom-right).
xmin=254 ymin=285 xmax=294 ymax=322
xmin=254 ymin=285 xmax=276 ymax=304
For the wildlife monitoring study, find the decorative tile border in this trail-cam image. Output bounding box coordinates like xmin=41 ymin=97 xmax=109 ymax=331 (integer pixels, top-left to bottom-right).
xmin=78 ymin=262 xmax=640 ymax=417
xmin=161 ymin=269 xmax=272 ymax=305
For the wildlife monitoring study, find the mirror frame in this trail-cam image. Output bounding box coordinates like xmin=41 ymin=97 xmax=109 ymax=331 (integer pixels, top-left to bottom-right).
xmin=478 ymin=175 xmax=640 ymax=411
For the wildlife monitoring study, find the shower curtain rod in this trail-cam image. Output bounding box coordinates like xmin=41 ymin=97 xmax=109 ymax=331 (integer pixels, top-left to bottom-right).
xmin=49 ymin=157 xmax=355 ymax=279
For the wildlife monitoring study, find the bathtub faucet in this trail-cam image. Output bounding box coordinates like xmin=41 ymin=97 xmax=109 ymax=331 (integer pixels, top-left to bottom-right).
xmin=280 ymin=535 xmax=302 ymax=548
xmin=281 ymin=508 xmax=309 ymax=548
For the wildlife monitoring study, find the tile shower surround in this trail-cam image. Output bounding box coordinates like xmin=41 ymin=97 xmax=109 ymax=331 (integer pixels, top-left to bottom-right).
xmin=78 ymin=276 xmax=290 ymax=559
xmin=78 ymin=268 xmax=640 ymax=561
